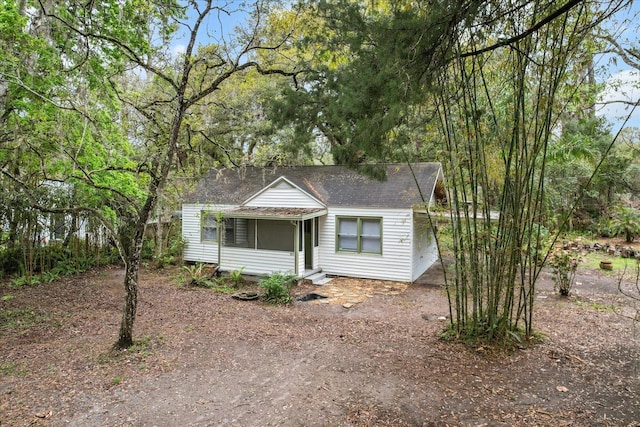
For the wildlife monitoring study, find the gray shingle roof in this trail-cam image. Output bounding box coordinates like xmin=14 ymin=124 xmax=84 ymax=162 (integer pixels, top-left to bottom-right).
xmin=185 ymin=163 xmax=442 ymax=209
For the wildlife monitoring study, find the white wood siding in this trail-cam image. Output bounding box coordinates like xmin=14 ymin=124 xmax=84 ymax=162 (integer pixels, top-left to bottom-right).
xmin=411 ymin=215 xmax=439 ymax=281
xmin=221 ymin=247 xmax=296 ymax=276
xmin=245 ymin=181 xmax=324 ymax=208
xmin=182 ymin=203 xmax=233 ymax=264
xmin=297 ymin=247 xmax=305 ymax=275
xmin=313 ymin=246 xmax=320 ymax=270
xmin=184 ymin=204 xmax=439 ymax=282
xmin=318 ymin=208 xmax=413 ymax=282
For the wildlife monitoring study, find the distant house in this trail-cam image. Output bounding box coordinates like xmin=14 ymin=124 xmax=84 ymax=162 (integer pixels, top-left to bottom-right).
xmin=181 ymin=163 xmax=445 ymax=283
xmin=4 ymin=180 xmax=109 ymax=248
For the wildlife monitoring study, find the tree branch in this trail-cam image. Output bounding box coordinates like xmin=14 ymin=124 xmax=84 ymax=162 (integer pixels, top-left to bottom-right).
xmin=36 ymin=0 xmax=179 ymax=91
xmin=461 ymin=0 xmax=628 ymax=58
xmin=196 ymin=129 xmax=240 ymax=167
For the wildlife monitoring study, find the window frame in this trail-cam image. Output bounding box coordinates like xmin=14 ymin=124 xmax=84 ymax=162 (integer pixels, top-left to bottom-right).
xmin=222 ymin=217 xmax=254 ymax=248
xmin=201 ymin=211 xmax=219 ymax=242
xmin=336 ymin=216 xmax=382 ymax=254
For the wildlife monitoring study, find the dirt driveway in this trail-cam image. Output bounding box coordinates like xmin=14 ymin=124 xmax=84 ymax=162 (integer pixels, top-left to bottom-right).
xmin=1 ymin=261 xmax=639 ymax=426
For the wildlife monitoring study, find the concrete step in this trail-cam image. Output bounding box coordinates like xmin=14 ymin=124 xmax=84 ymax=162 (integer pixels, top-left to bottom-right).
xmin=306 ymin=272 xmax=333 ymax=285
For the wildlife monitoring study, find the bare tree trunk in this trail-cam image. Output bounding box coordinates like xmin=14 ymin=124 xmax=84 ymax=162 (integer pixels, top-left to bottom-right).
xmin=116 ymin=257 xmax=139 ymax=349
xmin=63 ymin=213 xmax=78 ymax=248
xmin=6 ymin=214 xmax=19 ymax=250
xmin=115 ymin=214 xmax=148 ymax=349
xmin=155 ymin=221 xmax=163 ymax=259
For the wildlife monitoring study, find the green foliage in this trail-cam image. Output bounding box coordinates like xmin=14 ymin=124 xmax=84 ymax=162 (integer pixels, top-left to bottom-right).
xmin=155 ymin=236 xmax=185 ymax=269
xmin=227 ymin=267 xmax=245 ymax=287
xmin=181 ymin=263 xmax=214 ymax=288
xmin=0 ymin=248 xmax=22 ymax=277
xmin=209 ymin=267 xmax=246 ymax=293
xmin=211 ymin=283 xmax=237 ymax=294
xmin=41 ymin=271 xmax=60 ymax=283
xmin=0 ymin=362 xmax=28 ymax=377
xmin=0 ymin=308 xmax=42 ymax=331
xmin=608 ymin=206 xmax=640 ymax=243
xmin=545 ymin=117 xmax=640 ymax=231
xmin=270 ymin=1 xmax=480 ymax=166
xmin=11 ymin=275 xmax=41 ymax=287
xmin=259 ymin=272 xmax=297 ymax=305
xmin=548 ymin=249 xmax=581 ymax=297
xmin=0 ymin=239 xmax=119 ymax=282
xmin=141 ymin=240 xmax=155 ymax=261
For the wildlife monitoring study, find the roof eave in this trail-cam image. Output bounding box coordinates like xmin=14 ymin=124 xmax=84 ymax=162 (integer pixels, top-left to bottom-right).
xmin=223 ymin=208 xmax=328 ymax=221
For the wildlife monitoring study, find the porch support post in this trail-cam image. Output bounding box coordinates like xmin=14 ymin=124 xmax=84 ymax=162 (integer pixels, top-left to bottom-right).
xmin=293 ymin=220 xmax=299 ymax=276
xmin=217 ymin=217 xmax=222 ymax=267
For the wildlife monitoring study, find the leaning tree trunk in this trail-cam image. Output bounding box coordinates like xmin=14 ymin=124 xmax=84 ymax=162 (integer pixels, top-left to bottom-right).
xmin=116 ymin=255 xmax=140 ymax=349
xmin=114 ymin=105 xmax=184 ymax=349
xmin=114 ymin=200 xmax=153 ymax=349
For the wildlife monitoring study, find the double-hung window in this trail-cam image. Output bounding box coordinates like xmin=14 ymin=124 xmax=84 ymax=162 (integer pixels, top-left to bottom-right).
xmin=201 ymin=211 xmax=218 ymax=242
xmin=337 ymin=217 xmax=382 ymax=254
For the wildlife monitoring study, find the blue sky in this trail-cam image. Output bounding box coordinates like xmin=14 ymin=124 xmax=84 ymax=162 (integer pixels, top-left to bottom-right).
xmin=170 ymin=1 xmax=250 ymax=57
xmin=595 ymin=2 xmax=640 ymax=131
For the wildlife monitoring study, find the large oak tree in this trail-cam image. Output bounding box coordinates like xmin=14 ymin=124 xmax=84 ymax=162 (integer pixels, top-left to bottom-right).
xmin=1 ymin=0 xmax=301 ymax=348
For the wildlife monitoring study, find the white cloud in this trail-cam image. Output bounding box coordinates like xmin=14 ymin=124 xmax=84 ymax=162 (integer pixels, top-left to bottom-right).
xmin=173 ymin=44 xmax=186 ymax=56
xmin=597 ymin=69 xmax=640 ymax=129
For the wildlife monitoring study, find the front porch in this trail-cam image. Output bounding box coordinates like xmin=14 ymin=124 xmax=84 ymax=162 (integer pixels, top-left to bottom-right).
xmin=214 ymin=207 xmax=325 ymax=277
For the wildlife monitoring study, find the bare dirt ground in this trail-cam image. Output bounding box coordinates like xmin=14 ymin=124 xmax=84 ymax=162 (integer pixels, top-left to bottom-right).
xmin=1 ymin=253 xmax=640 ymax=426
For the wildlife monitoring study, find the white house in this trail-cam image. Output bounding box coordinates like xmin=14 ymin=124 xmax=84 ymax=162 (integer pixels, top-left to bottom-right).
xmin=182 ymin=163 xmax=445 ymax=282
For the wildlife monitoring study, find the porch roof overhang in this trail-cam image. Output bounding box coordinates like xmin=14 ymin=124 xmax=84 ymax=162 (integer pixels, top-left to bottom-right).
xmin=222 ymin=206 xmax=327 ymax=220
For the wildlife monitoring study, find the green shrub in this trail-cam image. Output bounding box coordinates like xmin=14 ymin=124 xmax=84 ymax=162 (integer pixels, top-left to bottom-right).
xmin=11 ymin=275 xmax=41 ymax=287
xmin=141 ymin=240 xmax=155 ymax=260
xmin=608 ymin=206 xmax=640 ymax=243
xmin=259 ymin=272 xmax=297 ymax=305
xmin=155 ymin=237 xmax=185 ymax=268
xmin=548 ymin=249 xmax=581 ymax=296
xmin=166 ymin=236 xmax=185 ymax=258
xmin=1 ymin=239 xmax=119 ymax=280
xmin=182 ymin=263 xmax=214 ymax=288
xmin=228 ymin=267 xmax=245 ymax=286
xmin=0 ymin=247 xmax=22 ymax=277
xmin=41 ymin=271 xmax=60 ymax=283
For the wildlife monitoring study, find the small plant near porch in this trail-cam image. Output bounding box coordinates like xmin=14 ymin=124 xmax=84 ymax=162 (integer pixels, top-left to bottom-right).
xmin=259 ymin=272 xmax=297 ymax=305
xmin=181 ymin=263 xmax=214 ymax=288
xmin=227 ymin=268 xmax=245 ymax=286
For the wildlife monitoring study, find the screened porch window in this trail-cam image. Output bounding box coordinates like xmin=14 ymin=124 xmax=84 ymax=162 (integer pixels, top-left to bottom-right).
xmin=337 ymin=217 xmax=382 ymax=254
xmin=223 ymin=218 xmax=253 ymax=248
xmin=257 ymin=220 xmax=294 ymax=251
